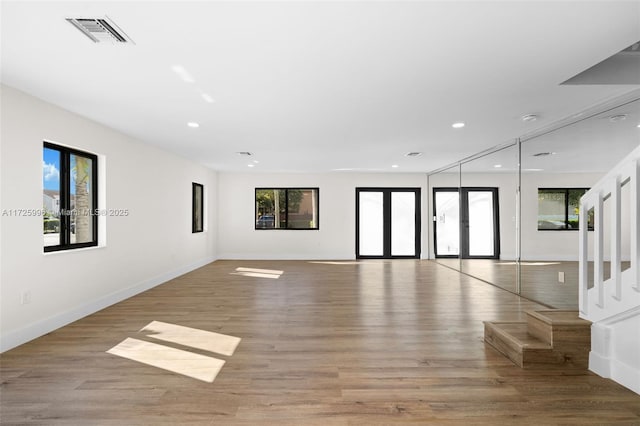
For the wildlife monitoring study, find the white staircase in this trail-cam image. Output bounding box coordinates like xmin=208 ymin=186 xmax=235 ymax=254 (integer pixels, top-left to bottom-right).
xmin=579 ymin=144 xmax=640 ymax=394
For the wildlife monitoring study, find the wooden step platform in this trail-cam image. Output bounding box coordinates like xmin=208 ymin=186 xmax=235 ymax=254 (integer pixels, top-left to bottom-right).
xmin=484 ymin=310 xmax=591 ymax=369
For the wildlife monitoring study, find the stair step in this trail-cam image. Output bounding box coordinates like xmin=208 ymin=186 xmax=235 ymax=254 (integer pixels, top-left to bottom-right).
xmin=484 ymin=321 xmax=558 ymax=368
xmin=527 ymin=309 xmax=591 ymax=346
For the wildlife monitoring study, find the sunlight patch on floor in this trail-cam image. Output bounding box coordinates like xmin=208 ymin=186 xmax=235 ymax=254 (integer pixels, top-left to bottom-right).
xmin=230 ymin=267 xmax=283 ymax=279
xmin=107 ymin=322 xmax=241 ymax=383
xmin=141 ymin=321 xmax=240 ymax=356
xmin=107 ymin=338 xmax=225 ymax=383
xmin=497 ymin=261 xmax=561 ymax=266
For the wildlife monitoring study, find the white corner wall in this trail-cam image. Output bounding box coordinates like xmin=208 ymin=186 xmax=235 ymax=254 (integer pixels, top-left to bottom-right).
xmin=0 ymin=85 xmax=218 ymax=352
xmin=589 ymin=307 xmax=640 ymax=395
xmin=217 ymin=172 xmax=428 ymax=260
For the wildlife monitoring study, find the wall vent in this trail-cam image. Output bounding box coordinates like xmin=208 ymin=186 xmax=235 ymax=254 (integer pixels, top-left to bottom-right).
xmin=66 ymin=17 xmax=134 ymax=44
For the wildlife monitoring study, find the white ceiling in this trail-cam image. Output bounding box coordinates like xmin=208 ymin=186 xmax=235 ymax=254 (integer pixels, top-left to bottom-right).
xmin=1 ymin=1 xmax=639 ymax=173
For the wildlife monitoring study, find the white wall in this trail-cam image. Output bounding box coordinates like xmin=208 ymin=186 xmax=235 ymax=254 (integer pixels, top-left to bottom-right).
xmin=0 ymin=85 xmax=217 ymax=352
xmin=217 ymin=172 xmax=428 ymax=260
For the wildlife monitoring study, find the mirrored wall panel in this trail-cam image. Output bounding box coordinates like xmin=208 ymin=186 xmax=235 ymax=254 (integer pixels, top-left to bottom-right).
xmin=460 ymin=144 xmax=519 ymax=294
xmin=429 ymin=164 xmax=461 ymax=271
xmin=520 ymin=97 xmax=640 ymax=308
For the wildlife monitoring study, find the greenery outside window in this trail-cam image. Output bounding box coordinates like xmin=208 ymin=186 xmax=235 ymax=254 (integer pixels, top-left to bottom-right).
xmin=537 ymin=188 xmax=593 ymax=231
xmin=255 ymin=188 xmax=319 ymax=230
xmin=43 ymin=142 xmax=98 ymax=251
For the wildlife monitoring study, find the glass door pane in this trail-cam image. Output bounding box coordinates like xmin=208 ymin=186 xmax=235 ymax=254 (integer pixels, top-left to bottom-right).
xmin=467 ymin=191 xmax=495 ymax=257
xmin=358 ymin=192 xmax=384 ymax=256
xmin=435 ymin=191 xmax=460 ymax=256
xmin=391 ymin=192 xmax=415 ymax=256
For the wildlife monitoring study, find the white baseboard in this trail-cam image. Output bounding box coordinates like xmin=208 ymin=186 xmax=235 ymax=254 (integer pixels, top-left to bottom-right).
xmin=590 ymin=351 xmax=640 ymax=395
xmin=0 ymin=256 xmax=217 ymax=353
xmin=218 ymin=253 xmax=354 ymax=260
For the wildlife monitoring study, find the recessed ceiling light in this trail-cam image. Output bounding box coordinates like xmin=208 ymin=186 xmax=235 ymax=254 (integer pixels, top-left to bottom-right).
xmin=405 ymin=152 xmax=422 ymax=157
xmin=521 ymin=114 xmax=538 ymax=122
xmin=524 ymin=168 xmax=544 ymax=172
xmin=452 ymin=122 xmax=465 ymax=129
xmin=637 ymin=123 xmax=640 ymax=128
xmin=494 ymin=164 xmax=502 ymax=168
xmin=253 ymin=160 xmax=260 ymax=164
xmin=187 ymin=122 xmax=199 ymax=128
xmin=172 ymin=65 xmax=195 ymax=83
xmin=391 ymin=164 xmax=399 ymax=168
xmin=609 ymin=114 xmax=627 ymax=122
xmin=201 ymin=93 xmax=215 ymax=103
xmin=248 ymin=164 xmax=255 ymax=168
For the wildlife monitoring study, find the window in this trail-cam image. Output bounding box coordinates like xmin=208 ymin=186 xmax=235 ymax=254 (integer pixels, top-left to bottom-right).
xmin=192 ymin=182 xmax=204 ymax=233
xmin=537 ymin=188 xmax=593 ymax=230
xmin=43 ymin=142 xmax=98 ymax=251
xmin=255 ymin=188 xmax=319 ymax=230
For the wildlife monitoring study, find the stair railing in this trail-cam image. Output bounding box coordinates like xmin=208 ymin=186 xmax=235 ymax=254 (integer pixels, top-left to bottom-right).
xmin=579 ymin=145 xmax=640 ymax=322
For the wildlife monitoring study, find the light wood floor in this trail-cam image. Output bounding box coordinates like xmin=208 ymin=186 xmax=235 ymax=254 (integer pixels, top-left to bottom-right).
xmin=1 ymin=260 xmax=639 ymax=425
xmin=436 ymin=259 xmax=630 ymax=310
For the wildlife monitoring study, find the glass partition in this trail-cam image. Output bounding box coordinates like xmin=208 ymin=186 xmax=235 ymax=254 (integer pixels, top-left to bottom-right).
xmin=460 ymin=144 xmax=519 ymax=294
xmin=428 ymin=164 xmax=461 ymax=271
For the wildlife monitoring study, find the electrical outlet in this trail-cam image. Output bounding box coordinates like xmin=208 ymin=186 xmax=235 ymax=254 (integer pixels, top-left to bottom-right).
xmin=21 ymin=291 xmax=31 ymax=305
xmin=558 ymin=272 xmax=565 ymax=283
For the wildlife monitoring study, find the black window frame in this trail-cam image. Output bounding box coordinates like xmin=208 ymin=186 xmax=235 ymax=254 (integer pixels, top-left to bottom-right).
xmin=192 ymin=182 xmax=204 ymax=233
xmin=537 ymin=187 xmax=593 ymax=231
xmin=43 ymin=142 xmax=99 ymax=252
xmin=255 ymin=187 xmax=320 ymax=230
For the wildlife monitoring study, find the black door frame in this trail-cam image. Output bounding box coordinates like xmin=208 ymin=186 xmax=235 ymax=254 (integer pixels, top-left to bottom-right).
xmin=355 ymin=187 xmax=421 ymax=259
xmin=432 ymin=187 xmax=459 ymax=259
xmin=433 ymin=187 xmax=500 ymax=259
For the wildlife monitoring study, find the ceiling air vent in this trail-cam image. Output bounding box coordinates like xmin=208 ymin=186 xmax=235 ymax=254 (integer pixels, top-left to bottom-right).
xmin=66 ymin=17 xmax=134 ymax=44
xmin=405 ymin=152 xmax=423 ymax=157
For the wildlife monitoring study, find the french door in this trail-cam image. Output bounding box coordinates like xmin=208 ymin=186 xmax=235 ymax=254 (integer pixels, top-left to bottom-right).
xmin=433 ymin=187 xmax=500 ymax=259
xmin=356 ymin=188 xmax=421 ymax=259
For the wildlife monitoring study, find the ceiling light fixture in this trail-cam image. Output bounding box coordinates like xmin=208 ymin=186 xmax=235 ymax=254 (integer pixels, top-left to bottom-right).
xmin=201 ymin=93 xmax=215 ymax=103
xmin=187 ymin=122 xmax=199 ymax=128
xmin=171 ymin=65 xmax=195 ymax=83
xmin=521 ymin=114 xmax=538 ymax=122
xmin=494 ymin=164 xmax=502 ymax=168
xmin=391 ymin=165 xmax=399 ymax=168
xmin=452 ymin=122 xmax=465 ymax=129
xmin=248 ymin=164 xmax=255 ymax=168
xmin=532 ymin=152 xmax=555 ymax=157
xmin=609 ymin=114 xmax=628 ymax=122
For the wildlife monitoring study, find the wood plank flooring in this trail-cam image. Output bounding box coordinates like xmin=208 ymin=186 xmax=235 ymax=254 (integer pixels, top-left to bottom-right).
xmin=1 ymin=260 xmax=639 ymax=425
